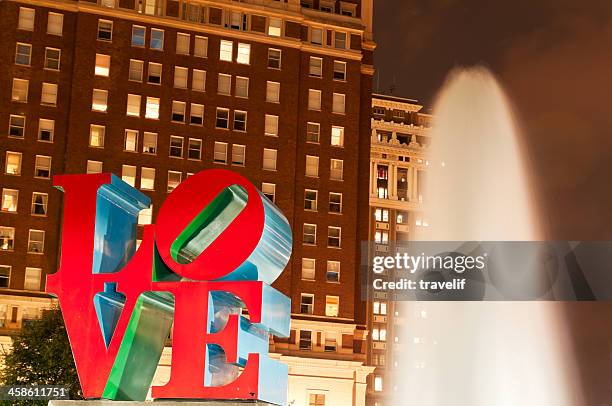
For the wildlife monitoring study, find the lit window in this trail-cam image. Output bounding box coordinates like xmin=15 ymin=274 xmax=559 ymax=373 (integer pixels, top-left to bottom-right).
xmin=325 ymin=296 xmax=339 ymax=317
xmin=142 ymin=132 xmax=157 ymax=154
xmin=129 ymin=60 xmax=144 ymax=82
xmin=265 ymin=115 xmax=279 ymax=137
xmin=192 ymin=69 xmax=206 ymax=91
xmin=132 ymin=25 xmax=146 ymax=47
xmin=330 ymin=159 xmax=343 ymax=180
xmin=145 ymin=97 xmax=160 ymax=119
xmin=302 ymin=258 xmax=315 ymax=280
xmin=167 ymin=171 xmax=182 ymax=192
xmin=190 ymin=104 xmax=204 ymax=125
xmin=150 ymin=29 xmax=164 ymax=50
xmin=261 ymin=183 xmax=275 ymax=202
xmin=91 ymin=89 xmax=108 ymax=112
xmin=140 ymin=167 xmax=155 ymax=190
xmin=94 ymin=54 xmax=110 ymax=76
xmin=24 ymin=267 xmax=42 ymax=291
xmin=174 ymin=66 xmax=188 ymax=88
xmin=214 ymin=142 xmax=228 ymax=164
xmin=266 ymin=81 xmax=280 ymax=103
xmin=268 ymin=49 xmax=281 ymax=69
xmin=233 ymin=110 xmax=247 ymax=132
xmin=44 ymin=48 xmax=61 ymax=70
xmin=1 ymin=189 xmax=18 ymax=213
xmin=333 ymin=61 xmax=347 ymax=81
xmin=194 ymin=36 xmax=208 ymax=57
xmin=306 ymin=122 xmax=320 ymax=143
xmin=5 ymin=152 xmax=22 ymax=175
xmin=268 ymin=17 xmax=282 ymax=36
xmin=331 ymin=126 xmax=344 ymax=147
xmin=176 ymin=33 xmax=190 ymax=54
xmin=97 ymin=20 xmax=113 ymax=41
xmin=335 ymin=32 xmax=347 ymax=49
xmin=15 ymin=43 xmax=31 ymax=65
xmin=235 ymin=76 xmax=249 ymax=98
xmin=262 ymin=148 xmax=277 ymax=171
xmin=216 ymin=108 xmax=229 ymax=129
xmin=34 ymin=155 xmax=51 ymax=178
xmin=303 ymin=223 xmax=316 ymax=245
xmin=333 ymin=93 xmax=346 ymax=114
xmin=231 ymin=144 xmax=246 ymax=166
xmin=305 ymin=155 xmax=319 ymax=177
xmin=138 ymin=205 xmax=153 ymax=225
xmin=86 ymin=160 xmax=103 ymax=174
xmin=169 ymin=136 xmax=184 ymax=158
xmin=375 ymin=209 xmax=389 ymax=222
xmin=12 ymin=78 xmax=29 ymax=102
xmin=308 ymin=89 xmax=321 ymax=110
xmin=217 ymin=73 xmax=231 ymax=95
xmin=300 ymin=294 xmax=314 ymax=315
xmin=8 ymin=115 xmax=25 ymax=138
xmin=124 ymin=129 xmax=138 ymax=152
xmin=18 ymin=7 xmax=35 ymax=31
xmin=171 ymin=101 xmax=186 ymax=122
xmin=373 ymin=301 xmax=387 ymax=315
xmin=101 ymin=0 xmax=115 ymax=7
xmin=220 ymin=40 xmax=233 ymax=62
xmin=227 ymin=11 xmax=245 ymax=30
xmin=31 ymin=193 xmax=48 ymax=216
xmin=38 ymin=119 xmax=54 ymax=142
xmin=41 ymin=83 xmax=58 ymax=106
xmin=142 ymin=0 xmax=162 ymax=15
xmin=126 ymin=94 xmax=141 ymax=116
xmin=0 ymin=266 xmax=11 ymax=288
xmin=89 ymin=124 xmax=105 ymax=147
xmin=372 ymin=327 xmax=386 ymax=341
xmin=188 ymin=138 xmax=202 ymax=160
xmin=311 ymin=27 xmax=323 ymax=45
xmin=121 ymin=165 xmax=136 ymax=186
xmin=309 ymin=57 xmax=322 ymax=77
xmin=374 ymin=376 xmax=383 ymax=392
xmin=237 ymin=43 xmax=250 ymax=64
xmin=47 ymin=12 xmax=63 ymax=35
xmin=328 ymin=226 xmax=341 ymax=248
xmin=304 ymin=189 xmax=317 ymax=211
xmin=148 ymin=62 xmax=162 ymax=84
xmin=326 ymin=261 xmax=340 ymax=282
xmin=329 ymin=193 xmax=342 ymax=213
xmin=299 ymin=330 xmax=312 ymax=350
xmin=0 ymin=227 xmax=15 ymax=251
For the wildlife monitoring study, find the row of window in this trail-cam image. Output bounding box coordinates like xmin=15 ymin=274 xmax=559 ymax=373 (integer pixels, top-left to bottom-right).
xmin=0 ymin=265 xmax=42 ymax=291
xmin=14 ymin=44 xmax=61 ymax=70
xmin=1 ymin=190 xmax=48 ymax=216
xmin=11 ymin=79 xmax=58 ymax=106
xmin=4 ymin=152 xmax=51 ymax=178
xmin=301 ymin=258 xmax=340 ymax=282
xmin=17 ymin=7 xmax=62 ymax=35
xmin=0 ymin=227 xmax=44 ymax=254
xmin=302 ymin=224 xmax=341 ymax=248
xmin=299 ymin=293 xmax=339 ymax=317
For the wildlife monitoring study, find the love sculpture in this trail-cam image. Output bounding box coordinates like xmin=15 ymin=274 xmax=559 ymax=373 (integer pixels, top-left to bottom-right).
xmin=47 ymin=169 xmax=292 ymax=405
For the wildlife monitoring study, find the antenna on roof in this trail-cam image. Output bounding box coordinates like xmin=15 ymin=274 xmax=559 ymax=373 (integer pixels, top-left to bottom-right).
xmin=389 ymin=75 xmax=397 ymax=95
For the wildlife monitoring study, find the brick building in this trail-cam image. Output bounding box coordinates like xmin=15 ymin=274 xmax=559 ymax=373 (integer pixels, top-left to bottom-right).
xmin=0 ymin=0 xmax=375 ymax=404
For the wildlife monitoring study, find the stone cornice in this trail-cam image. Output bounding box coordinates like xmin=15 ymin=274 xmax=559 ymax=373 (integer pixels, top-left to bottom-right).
xmin=372 ymin=118 xmax=432 ymax=137
xmin=373 ymin=98 xmax=422 ymax=112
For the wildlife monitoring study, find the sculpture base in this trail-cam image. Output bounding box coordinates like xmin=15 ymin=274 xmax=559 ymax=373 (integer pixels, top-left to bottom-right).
xmin=49 ymin=401 xmax=276 ymax=406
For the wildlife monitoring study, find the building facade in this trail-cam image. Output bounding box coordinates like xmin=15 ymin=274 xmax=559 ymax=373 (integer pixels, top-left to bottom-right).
xmin=0 ymin=0 xmax=375 ymax=403
xmin=366 ymin=94 xmax=432 ymax=405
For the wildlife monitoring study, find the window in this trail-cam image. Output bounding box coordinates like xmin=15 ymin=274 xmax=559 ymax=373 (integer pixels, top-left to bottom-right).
xmin=9 ymin=115 xmax=25 ymax=138
xmin=268 ymin=17 xmax=282 ymax=36
xmin=126 ymin=94 xmax=141 ymax=116
xmin=190 ymin=104 xmax=204 ymax=125
xmin=233 ymin=111 xmax=247 ymax=132
xmin=325 ymin=296 xmax=339 ymax=317
xmin=0 ymin=266 xmax=10 ymax=288
xmin=142 ymin=132 xmax=157 ymax=154
xmin=150 ymin=29 xmax=164 ymax=50
xmin=333 ymin=93 xmax=346 ymax=114
xmin=97 ymin=20 xmax=113 ymax=41
xmin=237 ymin=43 xmax=250 ymax=64
xmin=335 ymin=32 xmax=347 ymax=49
xmin=302 ymin=258 xmax=315 ymax=280
xmin=268 ymin=49 xmax=281 ymax=69
xmin=34 ymin=156 xmax=51 ymax=178
xmin=86 ymin=160 xmax=103 ymax=174
xmin=176 ymin=33 xmax=190 ymax=54
xmin=300 ymin=295 xmax=314 ymax=315
xmin=89 ymin=124 xmax=105 ymax=147
xmin=326 ymin=261 xmax=340 ymax=282
xmin=12 ymin=78 xmax=29 ymax=102
xmin=375 ymin=230 xmax=389 ymax=244
xmin=147 ymin=62 xmax=162 ymax=84
xmin=309 ymin=57 xmax=322 ymax=77
xmin=329 ymin=193 xmax=342 ymax=213
xmin=311 ymin=27 xmax=323 ymax=45
xmin=174 ymin=66 xmax=188 ymax=88
xmin=333 ymin=61 xmax=347 ymax=81
xmin=235 ymin=76 xmax=249 ymax=98
xmin=142 ymin=0 xmax=162 ymax=15
xmin=91 ymin=89 xmax=108 ymax=112
xmin=140 ymin=167 xmax=155 ymax=190
xmin=331 ymin=126 xmax=344 ymax=147
xmin=374 ymin=376 xmax=383 ymax=392
xmin=227 ymin=11 xmax=246 ymax=30
xmin=47 ymin=12 xmax=63 ymax=35
xmin=308 ymin=89 xmax=321 ymax=110
xmin=15 ymin=43 xmax=31 ymax=65
xmin=31 ymin=193 xmax=48 ymax=216
xmin=138 ymin=206 xmax=153 ymax=225
xmin=192 ymin=69 xmax=206 ymax=91
xmin=262 ymin=183 xmax=276 ymax=202
xmin=265 ymin=115 xmax=279 ymax=137
xmin=303 ymin=223 xmax=316 ymax=245
xmin=194 ymin=36 xmax=208 ymax=57
xmin=188 ymin=139 xmax=202 ymax=160
xmin=330 ymin=159 xmax=343 ymax=180
xmin=324 ymin=338 xmax=336 ymax=352
xmin=5 ymin=152 xmax=22 ymax=175
xmin=171 ymin=101 xmax=186 ymax=122
xmin=372 ymin=326 xmax=386 ymax=341
xmin=299 ymin=329 xmax=312 ymax=350
xmin=24 ymin=268 xmax=42 ymax=291
xmin=128 ymin=60 xmax=144 ymax=82
xmin=306 ymin=122 xmax=320 ymax=143
xmin=132 ymin=25 xmax=146 ymax=47
xmin=262 ymin=148 xmax=277 ymax=170
xmin=266 ymin=81 xmax=280 ymax=103
xmin=220 ymin=40 xmax=233 ymax=61
xmin=121 ymin=165 xmax=136 ymax=186
xmin=373 ymin=301 xmax=387 ymax=315
xmin=217 ymin=73 xmax=231 ymax=95
xmin=94 ymin=54 xmax=110 ymax=77
xmin=169 ymin=136 xmax=184 ymax=158
xmin=124 ymin=130 xmax=138 ymax=152
xmin=44 ymin=48 xmax=61 ymax=70
xmin=216 ymin=108 xmax=229 ymax=129
xmin=305 ymin=155 xmax=319 ymax=177
xmin=232 ymin=144 xmax=246 ymax=166
xmin=328 ymin=226 xmax=341 ymax=248
xmin=101 ymin=0 xmax=115 ymax=7
xmin=1 ymin=189 xmax=18 ymax=213
xmin=18 ymin=7 xmax=35 ymax=31
xmin=38 ymin=119 xmax=54 ymax=142
xmin=0 ymin=227 xmax=15 ymax=251
xmin=41 ymin=83 xmax=58 ymax=106
xmin=145 ymin=97 xmax=160 ymax=119
xmin=304 ymin=189 xmax=317 ymax=211
xmin=375 ymin=209 xmax=390 ymax=222
xmin=167 ymin=171 xmax=182 ymax=192
xmin=214 ymin=142 xmax=228 ymax=164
